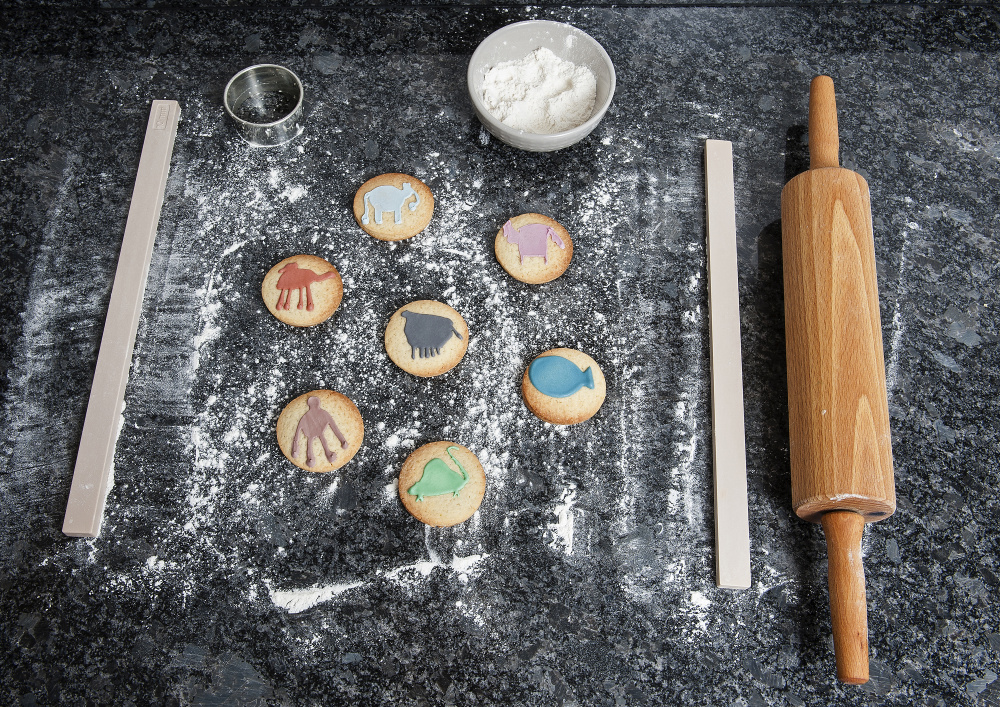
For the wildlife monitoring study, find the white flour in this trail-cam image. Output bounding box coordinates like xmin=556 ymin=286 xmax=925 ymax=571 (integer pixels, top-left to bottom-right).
xmin=481 ymin=47 xmax=596 ymax=134
xmin=10 ymin=67 xmax=718 ymax=656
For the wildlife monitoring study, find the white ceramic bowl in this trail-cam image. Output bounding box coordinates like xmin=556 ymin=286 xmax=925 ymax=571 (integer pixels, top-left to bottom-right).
xmin=467 ymin=20 xmax=616 ymax=152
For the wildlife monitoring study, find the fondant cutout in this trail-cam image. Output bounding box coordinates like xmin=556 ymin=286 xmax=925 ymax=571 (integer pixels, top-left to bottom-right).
xmin=275 ymin=261 xmax=336 ymax=311
xmin=528 ymin=355 xmax=595 ymax=398
xmin=407 ymin=446 xmax=469 ymax=501
xmin=361 ymin=182 xmax=420 ymax=225
xmin=502 ymin=219 xmax=565 ymax=264
xmin=400 ymin=310 xmax=463 ymax=359
xmin=291 ymin=395 xmax=349 ymax=467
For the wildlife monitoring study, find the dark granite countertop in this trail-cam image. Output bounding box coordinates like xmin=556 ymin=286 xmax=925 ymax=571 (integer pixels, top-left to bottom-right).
xmin=2 ymin=3 xmax=998 ymax=706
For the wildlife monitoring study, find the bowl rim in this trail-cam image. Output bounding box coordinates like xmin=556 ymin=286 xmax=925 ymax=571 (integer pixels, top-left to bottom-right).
xmin=466 ymin=19 xmax=617 ymax=144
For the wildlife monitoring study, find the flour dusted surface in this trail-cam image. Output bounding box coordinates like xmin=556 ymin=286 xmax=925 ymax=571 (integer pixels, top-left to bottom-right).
xmin=481 ymin=47 xmax=597 ymax=134
xmin=1 ymin=24 xmax=726 ymax=705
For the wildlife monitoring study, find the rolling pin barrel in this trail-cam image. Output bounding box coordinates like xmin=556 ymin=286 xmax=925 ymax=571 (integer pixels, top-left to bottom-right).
xmin=781 ymin=76 xmax=895 ymax=684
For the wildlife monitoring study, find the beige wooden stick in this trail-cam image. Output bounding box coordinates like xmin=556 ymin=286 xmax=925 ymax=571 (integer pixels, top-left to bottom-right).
xmin=705 ymin=139 xmax=751 ymax=590
xmin=63 ymin=100 xmax=180 ymax=538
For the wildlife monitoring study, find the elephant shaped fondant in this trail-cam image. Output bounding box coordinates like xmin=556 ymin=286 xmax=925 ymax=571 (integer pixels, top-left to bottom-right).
xmin=361 ymin=182 xmax=420 ymax=225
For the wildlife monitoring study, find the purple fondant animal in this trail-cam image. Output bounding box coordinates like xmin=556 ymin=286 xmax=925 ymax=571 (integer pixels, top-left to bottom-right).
xmin=502 ymin=220 xmax=566 ymax=264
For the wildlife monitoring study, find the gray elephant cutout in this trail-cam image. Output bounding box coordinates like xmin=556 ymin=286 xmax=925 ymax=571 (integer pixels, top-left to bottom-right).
xmin=401 ymin=311 xmax=463 ymax=359
xmin=361 ymin=182 xmax=420 ymax=225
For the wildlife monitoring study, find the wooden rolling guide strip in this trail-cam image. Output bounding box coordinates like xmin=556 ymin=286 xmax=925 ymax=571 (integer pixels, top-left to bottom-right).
xmin=781 ymin=77 xmax=895 ymax=684
xmin=705 ymin=139 xmax=751 ymax=590
xmin=63 ymin=100 xmax=180 ymax=538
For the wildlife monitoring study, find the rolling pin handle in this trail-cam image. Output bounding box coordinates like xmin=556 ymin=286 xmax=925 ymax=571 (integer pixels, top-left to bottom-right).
xmin=809 ymin=76 xmax=840 ymax=170
xmin=821 ymin=510 xmax=869 ymax=684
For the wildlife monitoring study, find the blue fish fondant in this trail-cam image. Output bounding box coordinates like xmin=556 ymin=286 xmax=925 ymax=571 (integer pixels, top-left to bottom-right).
xmin=528 ymin=355 xmax=595 ymax=398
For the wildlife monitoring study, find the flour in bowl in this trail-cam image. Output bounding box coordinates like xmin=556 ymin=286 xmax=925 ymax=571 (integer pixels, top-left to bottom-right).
xmin=480 ymin=47 xmax=597 ymax=134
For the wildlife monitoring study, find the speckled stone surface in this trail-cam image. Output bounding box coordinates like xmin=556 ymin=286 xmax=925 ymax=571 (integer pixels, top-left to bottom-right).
xmin=1 ymin=4 xmax=998 ymax=706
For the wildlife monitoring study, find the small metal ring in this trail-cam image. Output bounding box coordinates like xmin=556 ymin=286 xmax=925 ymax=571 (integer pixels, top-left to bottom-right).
xmin=223 ymin=64 xmax=304 ymax=147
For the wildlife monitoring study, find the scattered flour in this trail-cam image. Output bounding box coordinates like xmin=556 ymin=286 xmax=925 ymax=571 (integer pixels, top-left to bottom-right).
xmin=269 ymin=524 xmax=491 ymax=615
xmin=546 ymin=484 xmax=577 ymax=556
xmin=280 ymin=185 xmax=307 ymax=203
xmin=10 ymin=82 xmax=728 ymax=659
xmin=270 ymin=581 xmax=366 ymax=614
xmin=481 ymin=47 xmax=596 ymax=134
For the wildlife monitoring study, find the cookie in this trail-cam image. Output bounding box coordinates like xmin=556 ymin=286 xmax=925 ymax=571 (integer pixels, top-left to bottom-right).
xmin=385 ymin=300 xmax=469 ymax=377
xmin=262 ymin=254 xmax=343 ymax=327
xmin=494 ymin=213 xmax=573 ymax=284
xmin=398 ymin=442 xmax=486 ymax=527
xmin=353 ymin=173 xmax=434 ymax=241
xmin=522 ymin=348 xmax=606 ymax=425
xmin=276 ymin=390 xmax=364 ymax=472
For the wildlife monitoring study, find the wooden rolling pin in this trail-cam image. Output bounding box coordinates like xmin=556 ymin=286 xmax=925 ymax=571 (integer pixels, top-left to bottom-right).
xmin=781 ymin=76 xmax=895 ymax=684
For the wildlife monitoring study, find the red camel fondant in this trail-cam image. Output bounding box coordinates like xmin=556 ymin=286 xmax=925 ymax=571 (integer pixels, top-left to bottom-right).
xmin=275 ymin=261 xmax=336 ymax=311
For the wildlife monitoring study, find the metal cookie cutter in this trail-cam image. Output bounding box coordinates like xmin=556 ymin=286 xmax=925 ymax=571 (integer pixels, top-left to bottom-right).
xmin=224 ymin=64 xmax=304 ymax=146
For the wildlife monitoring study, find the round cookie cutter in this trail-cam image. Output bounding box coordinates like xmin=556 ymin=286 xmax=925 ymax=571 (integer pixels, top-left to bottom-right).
xmin=224 ymin=64 xmax=304 ymax=146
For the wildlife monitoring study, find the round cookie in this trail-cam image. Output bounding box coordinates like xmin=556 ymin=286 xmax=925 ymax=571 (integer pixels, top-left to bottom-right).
xmin=522 ymin=348 xmax=607 ymax=425
xmin=353 ymin=173 xmax=434 ymax=241
xmin=262 ymin=254 xmax=343 ymax=327
xmin=495 ymin=213 xmax=573 ymax=284
xmin=385 ymin=300 xmax=469 ymax=377
xmin=276 ymin=390 xmax=364 ymax=472
xmin=398 ymin=442 xmax=486 ymax=527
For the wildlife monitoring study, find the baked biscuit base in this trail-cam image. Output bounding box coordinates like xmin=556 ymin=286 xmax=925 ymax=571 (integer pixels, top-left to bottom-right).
xmin=353 ymin=172 xmax=434 ymax=241
xmin=276 ymin=390 xmax=365 ymax=472
xmin=262 ymin=254 xmax=343 ymax=327
xmin=385 ymin=300 xmax=469 ymax=378
xmin=398 ymin=441 xmax=485 ymax=527
xmin=494 ymin=213 xmax=573 ymax=284
xmin=522 ymin=348 xmax=607 ymax=425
